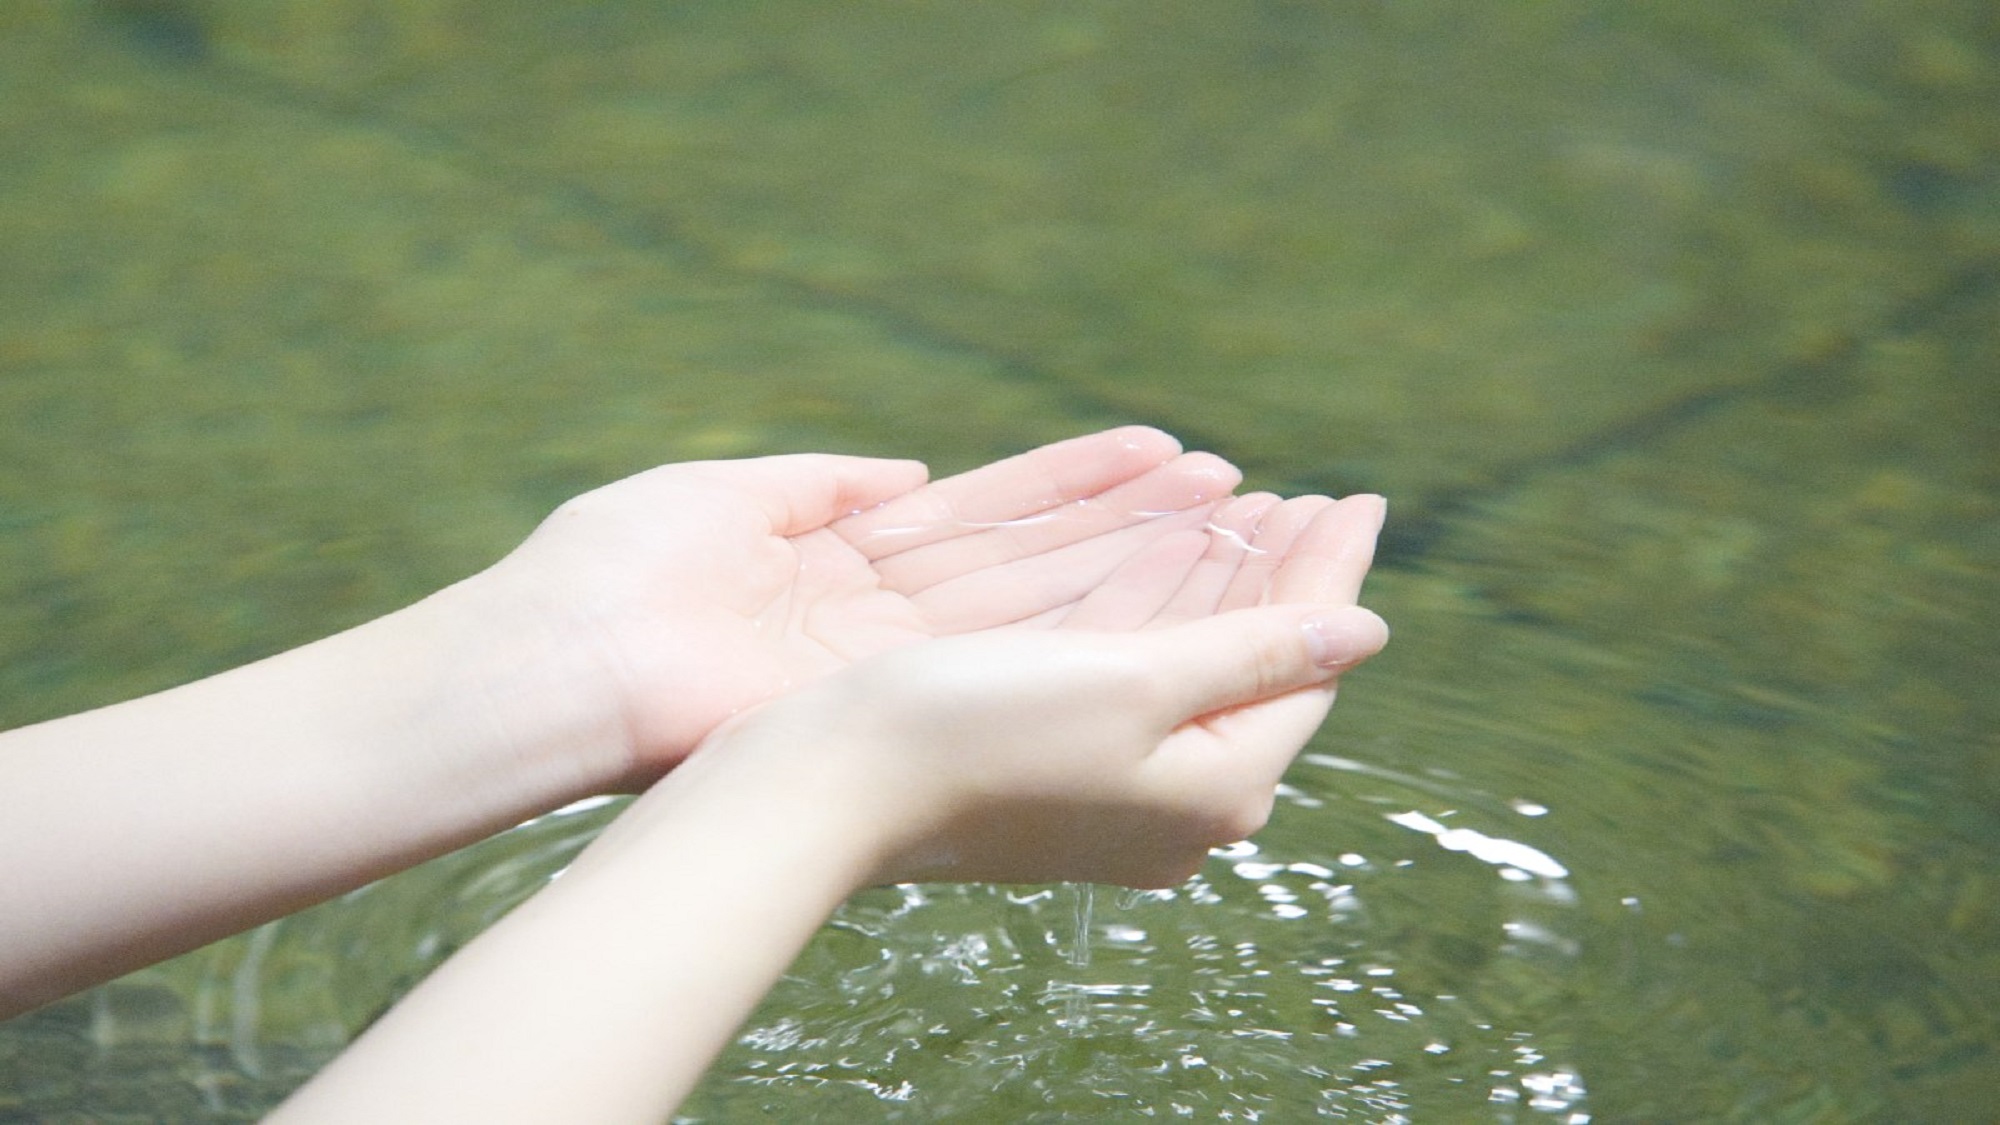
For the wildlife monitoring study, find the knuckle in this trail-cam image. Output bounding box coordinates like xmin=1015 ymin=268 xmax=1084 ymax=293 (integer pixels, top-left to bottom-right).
xmin=1246 ymin=627 xmax=1307 ymax=700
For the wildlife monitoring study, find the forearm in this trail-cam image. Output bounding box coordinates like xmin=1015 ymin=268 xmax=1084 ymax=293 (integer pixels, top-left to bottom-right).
xmin=269 ymin=540 xmax=1389 ymax=1121
xmin=271 ymin=732 xmax=875 ymax=1123
xmin=0 ymin=569 xmax=631 ymax=1017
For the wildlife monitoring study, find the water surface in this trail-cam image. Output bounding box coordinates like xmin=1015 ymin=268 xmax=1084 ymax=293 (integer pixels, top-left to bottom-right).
xmin=1 ymin=1 xmax=1995 ymax=1119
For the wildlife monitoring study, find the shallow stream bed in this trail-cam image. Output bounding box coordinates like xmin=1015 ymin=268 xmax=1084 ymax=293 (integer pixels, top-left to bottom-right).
xmin=2 ymin=2 xmax=1995 ymax=1119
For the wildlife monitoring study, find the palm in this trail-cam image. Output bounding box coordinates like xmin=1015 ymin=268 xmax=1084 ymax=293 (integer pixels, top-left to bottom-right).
xmin=505 ymin=429 xmax=1240 ymax=778
xmin=800 ymin=488 xmax=1388 ymax=887
xmin=672 ymin=522 xmax=932 ymax=690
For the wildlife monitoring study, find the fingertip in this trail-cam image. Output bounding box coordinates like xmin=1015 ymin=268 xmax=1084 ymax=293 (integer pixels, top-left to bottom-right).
xmin=1352 ymin=493 xmax=1388 ymax=532
xmin=865 ymin=454 xmax=931 ymax=493
xmin=1301 ymin=606 xmax=1389 ymax=668
xmin=1171 ymin=450 xmax=1244 ymax=497
xmin=826 ymin=456 xmax=930 ymax=520
xmin=1211 ymin=489 xmax=1279 ymax=527
xmin=1267 ymin=495 xmax=1386 ymax=605
xmin=1108 ymin=424 xmax=1184 ymax=457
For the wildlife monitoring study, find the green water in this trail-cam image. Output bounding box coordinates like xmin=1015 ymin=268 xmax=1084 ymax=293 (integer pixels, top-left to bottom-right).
xmin=2 ymin=1 xmax=1995 ymax=1119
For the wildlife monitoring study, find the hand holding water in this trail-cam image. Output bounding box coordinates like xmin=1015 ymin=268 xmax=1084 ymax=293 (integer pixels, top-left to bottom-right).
xmin=275 ymin=490 xmax=1389 ymax=1123
xmin=481 ymin=425 xmax=1240 ymax=787
xmin=647 ymin=492 xmax=1391 ymax=889
xmin=0 ymin=427 xmax=1234 ymax=1015
xmin=1 ymin=421 xmax=1387 ymax=1124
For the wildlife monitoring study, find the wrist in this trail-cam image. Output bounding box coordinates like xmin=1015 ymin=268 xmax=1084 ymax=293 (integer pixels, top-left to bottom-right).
xmin=275 ymin=698 xmax=891 ymax=1125
xmin=0 ymin=561 xmax=644 ymax=1013
xmin=584 ymin=706 xmax=895 ymax=899
xmin=329 ymin=567 xmax=638 ymax=822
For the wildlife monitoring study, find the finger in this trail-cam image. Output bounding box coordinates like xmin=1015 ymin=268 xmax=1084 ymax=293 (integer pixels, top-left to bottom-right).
xmin=1148 ymin=493 xmax=1279 ymax=624
xmin=911 ymin=505 xmax=1219 ymax=632
xmin=1267 ymin=494 xmax=1388 ymax=606
xmin=1056 ymin=529 xmax=1211 ymax=631
xmin=1136 ymin=601 xmax=1387 ymax=848
xmin=1143 ymin=603 xmax=1389 ymax=722
xmin=1148 ymin=686 xmax=1340 ymax=844
xmin=688 ymin=455 xmax=930 ymax=538
xmin=866 ymin=452 xmax=1241 ymax=595
xmin=1214 ymin=494 xmax=1334 ymax=612
xmin=833 ymin=426 xmax=1192 ymax=560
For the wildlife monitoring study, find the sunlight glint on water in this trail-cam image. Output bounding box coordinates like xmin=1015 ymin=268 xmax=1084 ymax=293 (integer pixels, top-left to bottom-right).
xmin=139 ymin=753 xmax=1598 ymax=1119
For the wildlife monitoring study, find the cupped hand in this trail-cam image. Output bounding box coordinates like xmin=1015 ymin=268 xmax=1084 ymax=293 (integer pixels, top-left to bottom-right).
xmin=481 ymin=428 xmax=1241 ymax=788
xmin=692 ymin=491 xmax=1390 ymax=890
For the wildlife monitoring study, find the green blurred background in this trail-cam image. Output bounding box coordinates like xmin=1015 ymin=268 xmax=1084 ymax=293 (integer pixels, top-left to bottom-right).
xmin=1 ymin=0 xmax=1995 ymax=1119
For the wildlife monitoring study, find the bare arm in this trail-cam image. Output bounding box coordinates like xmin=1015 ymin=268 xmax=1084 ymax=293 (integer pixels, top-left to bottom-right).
xmin=272 ymin=495 xmax=1388 ymax=1123
xmin=268 ymin=718 xmax=882 ymax=1123
xmin=0 ymin=428 xmax=1234 ymax=1017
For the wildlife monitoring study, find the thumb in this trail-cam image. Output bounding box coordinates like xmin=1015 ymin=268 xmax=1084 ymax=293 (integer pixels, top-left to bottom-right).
xmin=1141 ymin=604 xmax=1389 ymax=720
xmin=710 ymin=454 xmax=930 ymax=537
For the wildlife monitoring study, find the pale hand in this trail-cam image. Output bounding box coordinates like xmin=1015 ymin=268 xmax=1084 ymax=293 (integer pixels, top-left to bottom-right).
xmin=268 ymin=489 xmax=1388 ymax=1125
xmin=476 ymin=427 xmax=1241 ymax=788
xmin=609 ymin=490 xmax=1391 ymax=890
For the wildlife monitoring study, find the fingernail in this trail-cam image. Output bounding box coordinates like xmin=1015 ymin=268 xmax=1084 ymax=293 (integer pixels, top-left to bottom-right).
xmin=1302 ymin=607 xmax=1389 ymax=668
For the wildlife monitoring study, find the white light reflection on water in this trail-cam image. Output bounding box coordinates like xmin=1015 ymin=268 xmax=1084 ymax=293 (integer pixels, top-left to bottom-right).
xmin=1383 ymin=808 xmax=1572 ymax=882
xmin=61 ymin=740 xmax=1599 ymax=1120
xmin=691 ymin=752 xmax=1603 ymax=1119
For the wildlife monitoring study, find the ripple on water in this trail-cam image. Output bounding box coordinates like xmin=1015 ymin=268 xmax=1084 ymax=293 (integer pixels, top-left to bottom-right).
xmin=54 ymin=766 xmax=1593 ymax=1121
xmin=681 ymin=754 xmax=1593 ymax=1121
